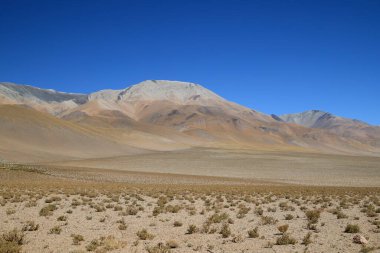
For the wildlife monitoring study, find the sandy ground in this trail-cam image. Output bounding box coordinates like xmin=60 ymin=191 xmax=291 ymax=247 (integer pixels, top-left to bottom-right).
xmin=44 ymin=148 xmax=380 ymax=187
xmin=0 ymin=167 xmax=380 ymax=253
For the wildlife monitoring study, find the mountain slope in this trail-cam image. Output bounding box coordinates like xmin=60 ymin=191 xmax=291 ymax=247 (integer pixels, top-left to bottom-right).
xmin=277 ymin=110 xmax=380 ymax=150
xmin=0 ymin=104 xmax=146 ymax=162
xmin=0 ymin=104 xmax=193 ymax=162
xmin=0 ymin=82 xmax=87 ymax=115
xmin=279 ymin=110 xmax=368 ymax=129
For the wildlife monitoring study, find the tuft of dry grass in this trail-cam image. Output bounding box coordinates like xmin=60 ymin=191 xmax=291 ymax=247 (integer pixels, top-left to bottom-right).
xmin=71 ymin=234 xmax=84 ymax=245
xmin=276 ymin=233 xmax=297 ymax=245
xmin=0 ymin=229 xmax=24 ymax=253
xmin=261 ymin=216 xmax=277 ymax=225
xmin=302 ymin=232 xmax=312 ymax=245
xmin=49 ymin=225 xmax=62 ymax=235
xmin=186 ymin=224 xmax=198 ymax=234
xmin=39 ymin=204 xmax=57 ymax=216
xmin=136 ymin=229 xmax=154 ymax=240
xmin=277 ymin=224 xmax=289 ymax=234
xmin=146 ymin=242 xmax=171 ymax=253
xmin=86 ymin=235 xmax=126 ymax=252
xmin=220 ymin=223 xmax=231 ymax=238
xmin=344 ymin=224 xmax=360 ymax=233
xmin=248 ymin=227 xmax=259 ymax=238
xmin=22 ymin=221 xmax=39 ymax=231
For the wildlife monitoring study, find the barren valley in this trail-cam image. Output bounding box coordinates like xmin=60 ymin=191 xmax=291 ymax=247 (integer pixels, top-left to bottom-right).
xmin=1 ymin=81 xmax=380 ymax=253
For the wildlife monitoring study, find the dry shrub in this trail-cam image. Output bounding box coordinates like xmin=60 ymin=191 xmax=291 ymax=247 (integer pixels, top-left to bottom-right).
xmin=86 ymin=236 xmax=126 ymax=252
xmin=276 ymin=233 xmax=297 ymax=245
xmin=22 ymin=221 xmax=39 ymax=231
xmin=302 ymin=232 xmax=312 ymax=245
xmin=146 ymin=242 xmax=171 ymax=253
xmin=186 ymin=224 xmax=198 ymax=234
xmin=71 ymin=234 xmax=84 ymax=245
xmin=277 ymin=224 xmax=289 ymax=234
xmin=261 ymin=216 xmax=277 ymax=225
xmin=0 ymin=229 xmax=24 ymax=253
xmin=220 ymin=223 xmax=231 ymax=238
xmin=39 ymin=204 xmax=57 ymax=216
xmin=344 ymin=224 xmax=360 ymax=233
xmin=248 ymin=227 xmax=259 ymax=238
xmin=136 ymin=229 xmax=154 ymax=240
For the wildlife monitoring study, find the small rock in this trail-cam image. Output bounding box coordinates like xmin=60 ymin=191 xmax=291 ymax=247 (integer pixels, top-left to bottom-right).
xmin=353 ymin=234 xmax=368 ymax=244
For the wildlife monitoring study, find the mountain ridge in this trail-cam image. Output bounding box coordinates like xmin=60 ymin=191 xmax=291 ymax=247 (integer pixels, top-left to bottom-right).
xmin=0 ymin=80 xmax=379 ymax=161
xmin=1 ymin=81 xmax=376 ymax=126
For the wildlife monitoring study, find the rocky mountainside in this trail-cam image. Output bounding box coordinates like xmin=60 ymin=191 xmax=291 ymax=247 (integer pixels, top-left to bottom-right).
xmin=0 ymin=82 xmax=87 ymax=115
xmin=0 ymin=80 xmax=379 ymax=161
xmin=276 ymin=110 xmax=380 ymax=148
xmin=278 ymin=110 xmax=369 ymax=129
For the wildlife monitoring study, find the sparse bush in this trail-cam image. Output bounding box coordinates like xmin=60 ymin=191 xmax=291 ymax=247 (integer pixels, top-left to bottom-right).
xmin=136 ymin=229 xmax=154 ymax=240
xmin=248 ymin=227 xmax=259 ymax=238
xmin=208 ymin=212 xmax=229 ymax=223
xmin=165 ymin=204 xmax=181 ymax=213
xmin=49 ymin=225 xmax=62 ymax=234
xmin=57 ymin=215 xmax=67 ymax=221
xmin=6 ymin=209 xmax=16 ymax=215
xmin=276 ymin=233 xmax=297 ymax=245
xmin=146 ymin=242 xmax=171 ymax=253
xmin=261 ymin=216 xmax=277 ymax=225
xmin=285 ymin=214 xmax=294 ymax=220
xmin=255 ymin=207 xmax=264 ymax=216
xmin=86 ymin=236 xmax=126 ymax=252
xmin=71 ymin=234 xmax=84 ymax=245
xmin=0 ymin=229 xmax=24 ymax=253
xmin=219 ymin=223 xmax=231 ymax=238
xmin=305 ymin=209 xmax=321 ymax=224
xmin=126 ymin=206 xmax=139 ymax=215
xmin=117 ymin=218 xmax=127 ymax=230
xmin=232 ymin=234 xmax=244 ymax=243
xmin=39 ymin=204 xmax=57 ymax=216
xmin=2 ymin=229 xmax=24 ymax=246
xmin=277 ymin=224 xmax=289 ymax=234
xmin=186 ymin=224 xmax=198 ymax=234
xmin=237 ymin=204 xmax=250 ymax=218
xmin=45 ymin=196 xmax=61 ymax=203
xmin=336 ymin=211 xmax=348 ymax=219
xmin=306 ymin=209 xmax=321 ymax=230
xmin=344 ymin=224 xmax=360 ymax=233
xmin=22 ymin=221 xmax=39 ymax=231
xmin=302 ymin=232 xmax=312 ymax=245
xmin=86 ymin=239 xmax=101 ymax=251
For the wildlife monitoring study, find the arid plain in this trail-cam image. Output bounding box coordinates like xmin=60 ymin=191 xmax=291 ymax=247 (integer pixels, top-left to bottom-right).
xmin=1 ymin=148 xmax=380 ymax=253
xmin=1 ymin=81 xmax=380 ymax=253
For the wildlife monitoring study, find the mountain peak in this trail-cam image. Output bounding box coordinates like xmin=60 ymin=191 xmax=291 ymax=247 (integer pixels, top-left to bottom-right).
xmin=279 ymin=110 xmax=335 ymax=128
xmin=115 ymin=80 xmax=225 ymax=104
xmin=278 ymin=110 xmax=373 ymax=129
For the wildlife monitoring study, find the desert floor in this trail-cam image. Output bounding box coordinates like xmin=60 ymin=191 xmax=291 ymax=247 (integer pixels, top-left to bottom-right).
xmin=43 ymin=148 xmax=380 ymax=187
xmin=1 ymin=149 xmax=380 ymax=253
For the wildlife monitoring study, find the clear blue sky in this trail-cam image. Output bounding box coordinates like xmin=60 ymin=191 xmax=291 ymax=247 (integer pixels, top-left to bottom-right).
xmin=1 ymin=0 xmax=379 ymax=124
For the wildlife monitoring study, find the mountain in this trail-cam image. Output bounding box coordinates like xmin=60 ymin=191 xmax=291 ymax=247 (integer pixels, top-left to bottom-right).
xmin=0 ymin=82 xmax=87 ymax=115
xmin=0 ymin=81 xmax=379 ymax=162
xmin=276 ymin=110 xmax=380 ymax=149
xmin=278 ymin=110 xmax=369 ymax=128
